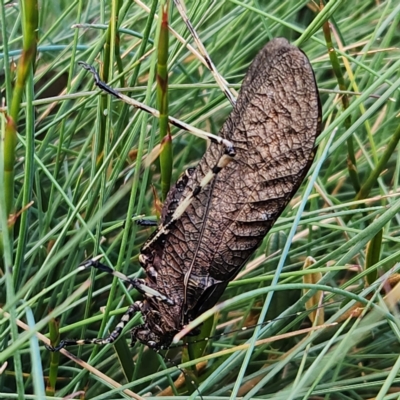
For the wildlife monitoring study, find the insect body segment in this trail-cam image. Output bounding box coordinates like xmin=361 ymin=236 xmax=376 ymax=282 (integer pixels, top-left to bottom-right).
xmin=135 ymin=38 xmax=321 ymax=349
xmin=79 ymin=259 xmax=175 ymax=305
xmin=49 ymin=38 xmax=321 ymax=353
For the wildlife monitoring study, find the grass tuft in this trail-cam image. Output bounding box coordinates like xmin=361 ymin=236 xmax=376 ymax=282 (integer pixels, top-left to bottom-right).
xmin=1 ymin=0 xmax=400 ymax=399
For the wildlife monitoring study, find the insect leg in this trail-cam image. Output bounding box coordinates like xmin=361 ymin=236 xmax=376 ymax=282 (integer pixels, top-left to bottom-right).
xmin=142 ymin=150 xmax=235 ymax=251
xmin=80 ymin=258 xmax=174 ymax=306
xmin=136 ymin=219 xmax=158 ymax=227
xmin=170 ymin=152 xmax=234 ymax=221
xmin=78 ymin=62 xmax=235 ymax=155
xmin=47 ymin=302 xmax=142 ymax=351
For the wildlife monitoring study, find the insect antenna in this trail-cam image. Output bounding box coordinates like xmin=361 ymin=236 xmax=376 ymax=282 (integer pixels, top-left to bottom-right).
xmin=170 ymin=301 xmax=337 ymax=349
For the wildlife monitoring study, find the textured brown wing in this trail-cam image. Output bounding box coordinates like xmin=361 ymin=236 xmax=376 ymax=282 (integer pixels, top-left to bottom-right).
xmin=155 ymin=37 xmax=321 ymax=325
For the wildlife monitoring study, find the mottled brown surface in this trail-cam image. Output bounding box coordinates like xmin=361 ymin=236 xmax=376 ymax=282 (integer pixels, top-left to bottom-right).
xmin=136 ymin=37 xmax=321 ymax=347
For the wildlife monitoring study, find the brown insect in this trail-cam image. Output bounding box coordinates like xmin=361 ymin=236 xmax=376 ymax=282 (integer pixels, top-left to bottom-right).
xmin=48 ymin=37 xmax=321 ymax=352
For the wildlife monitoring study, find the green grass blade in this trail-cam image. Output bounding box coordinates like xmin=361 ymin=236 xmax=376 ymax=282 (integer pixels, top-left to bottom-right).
xmin=157 ymin=0 xmax=173 ymax=200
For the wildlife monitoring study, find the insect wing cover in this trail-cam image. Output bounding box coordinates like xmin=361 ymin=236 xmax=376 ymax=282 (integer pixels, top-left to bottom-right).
xmin=136 ymin=37 xmax=321 ymax=348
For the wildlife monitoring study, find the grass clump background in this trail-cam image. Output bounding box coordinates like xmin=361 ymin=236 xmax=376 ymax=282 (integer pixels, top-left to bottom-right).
xmin=1 ymin=0 xmax=400 ymax=399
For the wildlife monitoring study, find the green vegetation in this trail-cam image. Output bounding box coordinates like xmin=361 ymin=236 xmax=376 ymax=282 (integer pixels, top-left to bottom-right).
xmin=1 ymin=0 xmax=400 ymax=399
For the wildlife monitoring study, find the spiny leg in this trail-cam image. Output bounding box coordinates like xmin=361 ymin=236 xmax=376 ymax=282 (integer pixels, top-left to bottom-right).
xmin=80 ymin=62 xmax=236 ymax=251
xmin=79 ymin=258 xmax=174 ymax=306
xmin=47 ymin=302 xmax=142 ymax=351
xmin=141 ymin=150 xmax=235 ymax=252
xmin=78 ymin=62 xmax=235 ymax=155
xmin=120 ymin=215 xmax=158 ymax=229
xmin=135 ymin=168 xmax=195 ymax=229
xmin=136 ymin=219 xmax=158 ymax=227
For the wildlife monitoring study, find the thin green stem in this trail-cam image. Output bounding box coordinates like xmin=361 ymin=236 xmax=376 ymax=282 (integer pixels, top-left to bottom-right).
xmin=322 ymin=11 xmax=360 ymax=193
xmin=157 ymin=0 xmax=172 ymax=200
